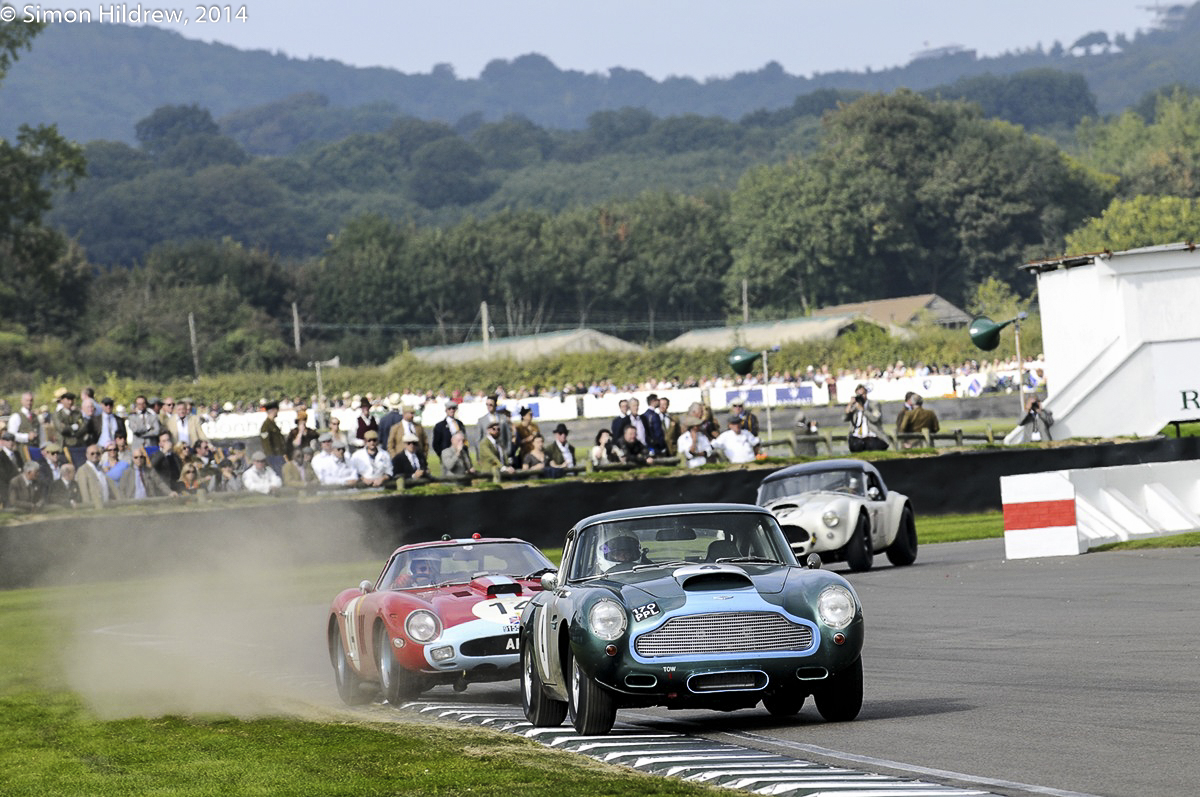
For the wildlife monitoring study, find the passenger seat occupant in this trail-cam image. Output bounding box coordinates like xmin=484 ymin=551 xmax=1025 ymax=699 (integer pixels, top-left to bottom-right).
xmin=705 ymin=539 xmax=740 ymax=561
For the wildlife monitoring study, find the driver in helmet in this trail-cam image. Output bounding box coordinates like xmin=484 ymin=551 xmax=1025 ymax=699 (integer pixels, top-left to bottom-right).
xmin=599 ymin=534 xmax=641 ymax=573
xmin=408 ymin=553 xmax=442 ymax=586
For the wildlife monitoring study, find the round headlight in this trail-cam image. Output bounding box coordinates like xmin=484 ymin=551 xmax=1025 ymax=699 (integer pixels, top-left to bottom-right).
xmin=817 ymin=585 xmax=857 ymax=629
xmin=588 ymin=599 xmax=627 ymax=641
xmin=405 ymin=610 xmax=441 ymax=643
xmin=822 ymin=510 xmax=841 ymax=528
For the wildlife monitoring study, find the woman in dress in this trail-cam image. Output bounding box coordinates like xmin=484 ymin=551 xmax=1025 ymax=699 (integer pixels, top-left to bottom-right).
xmin=522 ymin=433 xmax=548 ymax=472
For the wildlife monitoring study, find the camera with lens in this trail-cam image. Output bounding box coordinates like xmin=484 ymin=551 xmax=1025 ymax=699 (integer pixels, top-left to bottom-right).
xmin=855 ymin=394 xmax=866 ymax=405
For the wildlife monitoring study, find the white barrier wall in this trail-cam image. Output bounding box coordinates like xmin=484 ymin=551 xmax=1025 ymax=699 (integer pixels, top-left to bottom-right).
xmin=1001 ymin=461 xmax=1200 ymax=559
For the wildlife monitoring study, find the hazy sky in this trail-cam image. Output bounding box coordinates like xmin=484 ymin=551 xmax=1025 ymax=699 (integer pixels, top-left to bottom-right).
xmin=126 ymin=0 xmax=1162 ymax=80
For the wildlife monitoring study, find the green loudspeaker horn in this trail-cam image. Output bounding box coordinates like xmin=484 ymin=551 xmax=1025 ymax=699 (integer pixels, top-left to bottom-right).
xmin=728 ymin=346 xmax=761 ymax=376
xmin=968 ymin=313 xmax=1026 ymax=351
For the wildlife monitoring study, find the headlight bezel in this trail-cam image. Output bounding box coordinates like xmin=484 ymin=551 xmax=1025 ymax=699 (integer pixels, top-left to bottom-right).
xmin=821 ymin=509 xmax=841 ymax=528
xmin=817 ymin=584 xmax=858 ymax=629
xmin=588 ymin=598 xmax=628 ymax=641
xmin=404 ymin=609 xmax=442 ymax=644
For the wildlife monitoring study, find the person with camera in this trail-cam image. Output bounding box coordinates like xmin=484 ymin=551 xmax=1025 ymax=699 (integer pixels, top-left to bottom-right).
xmin=844 ymin=384 xmax=891 ymax=453
xmin=1015 ymin=396 xmax=1054 ymax=443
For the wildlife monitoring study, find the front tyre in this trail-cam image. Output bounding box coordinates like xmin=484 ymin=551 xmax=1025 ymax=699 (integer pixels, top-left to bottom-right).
xmin=521 ymin=643 xmax=567 ymax=727
xmin=845 ymin=514 xmax=874 ymax=572
xmin=377 ymin=626 xmax=420 ymax=705
xmin=885 ymin=506 xmax=918 ymax=567
xmin=567 ymin=649 xmax=617 ymax=735
xmin=330 ymin=620 xmax=371 ymax=705
xmin=814 ymin=656 xmax=863 ymax=722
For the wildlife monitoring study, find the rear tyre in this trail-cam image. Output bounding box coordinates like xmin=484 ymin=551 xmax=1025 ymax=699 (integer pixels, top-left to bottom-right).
xmin=762 ymin=689 xmax=806 ymax=717
xmin=885 ymin=506 xmax=918 ymax=567
xmin=330 ymin=621 xmax=371 ymax=706
xmin=521 ymin=642 xmax=567 ymax=727
xmin=845 ymin=514 xmax=874 ymax=572
xmin=814 ymin=656 xmax=863 ymax=722
xmin=567 ymin=649 xmax=617 ymax=735
xmin=377 ymin=627 xmax=420 ymax=705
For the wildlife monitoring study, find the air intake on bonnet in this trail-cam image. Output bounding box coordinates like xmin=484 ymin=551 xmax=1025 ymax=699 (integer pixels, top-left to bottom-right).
xmin=680 ymin=572 xmax=754 ymax=591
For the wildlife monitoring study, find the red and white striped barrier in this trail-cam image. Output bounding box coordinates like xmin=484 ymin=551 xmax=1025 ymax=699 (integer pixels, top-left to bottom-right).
xmin=1001 ymin=471 xmax=1082 ymax=559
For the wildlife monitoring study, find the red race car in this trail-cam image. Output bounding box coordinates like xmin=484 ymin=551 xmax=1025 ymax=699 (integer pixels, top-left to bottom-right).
xmin=328 ymin=534 xmax=555 ymax=705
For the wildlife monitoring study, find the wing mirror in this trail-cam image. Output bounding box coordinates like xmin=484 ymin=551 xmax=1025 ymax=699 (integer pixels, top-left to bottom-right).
xmin=540 ymin=570 xmax=560 ymax=591
xmin=867 ymin=486 xmax=882 ymax=500
xmin=805 ymin=553 xmax=822 ymax=570
xmin=359 ymin=579 xmax=375 ymax=593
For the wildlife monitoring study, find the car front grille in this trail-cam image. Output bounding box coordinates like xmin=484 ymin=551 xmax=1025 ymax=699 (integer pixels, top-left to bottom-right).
xmin=634 ymin=611 xmax=814 ymax=657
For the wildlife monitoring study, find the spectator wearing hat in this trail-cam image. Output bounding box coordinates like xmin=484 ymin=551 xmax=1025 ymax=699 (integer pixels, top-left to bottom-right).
xmin=512 ymin=407 xmax=541 ymax=468
xmin=118 ymin=448 xmax=172 ymax=500
xmin=353 ymin=397 xmax=378 ymax=450
xmin=7 ymin=461 xmax=44 ymax=512
xmin=310 ymin=433 xmax=335 ymax=480
xmin=126 ymin=395 xmax=162 ymax=451
xmin=167 ymin=398 xmax=209 ymax=449
xmin=77 ymin=444 xmax=116 ymax=509
xmin=7 ymin=391 xmax=43 ymax=452
xmin=431 ymin=402 xmax=465 ymax=458
xmin=318 ymin=440 xmax=360 ymax=487
xmin=282 ymin=447 xmax=318 ymax=492
xmin=474 ymin=394 xmax=512 ymax=464
xmin=242 ymin=450 xmax=283 ymax=495
xmin=0 ymin=431 xmax=24 ymax=506
xmin=284 ymin=409 xmax=319 ymax=459
xmin=38 ymin=442 xmax=65 ymax=487
xmin=545 ymin=423 xmax=577 ymax=469
xmin=392 ymin=432 xmax=428 ymax=481
xmin=259 ymin=401 xmax=286 ymax=473
xmin=476 ymin=418 xmax=513 ymax=474
xmin=352 ymin=430 xmax=393 ymax=487
xmin=208 ymin=458 xmax=245 ymax=494
xmin=376 ymin=393 xmax=404 ymax=454
xmin=440 ymin=431 xmax=476 ymax=479
xmin=90 ymin=398 xmax=126 ymax=449
xmin=387 ymin=404 xmax=427 ymax=460
xmin=712 ymin=416 xmax=760 ymax=464
xmin=728 ymin=398 xmax=760 ymax=438
xmin=677 ymin=416 xmax=714 ymax=468
xmin=52 ymin=391 xmax=87 ymax=449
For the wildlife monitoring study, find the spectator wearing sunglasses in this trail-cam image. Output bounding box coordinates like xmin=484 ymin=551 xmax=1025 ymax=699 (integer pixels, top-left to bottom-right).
xmin=117 ymin=449 xmax=171 ymax=501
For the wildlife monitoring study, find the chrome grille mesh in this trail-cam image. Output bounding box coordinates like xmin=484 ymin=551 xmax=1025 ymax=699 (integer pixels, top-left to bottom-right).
xmin=634 ymin=611 xmax=813 ymax=657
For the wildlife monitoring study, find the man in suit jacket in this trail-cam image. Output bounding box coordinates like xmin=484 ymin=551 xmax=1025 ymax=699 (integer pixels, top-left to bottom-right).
xmin=474 ymin=395 xmax=512 ymax=463
xmin=0 ymin=431 xmax=23 ymax=507
xmin=76 ymin=444 xmax=116 ymax=509
xmin=387 ymin=405 xmax=428 ymax=460
xmin=476 ymin=419 xmax=513 ymax=474
xmin=90 ymin=398 xmax=127 ymax=449
xmin=392 ymin=432 xmax=428 ymax=480
xmin=47 ymin=463 xmax=82 ymax=508
xmin=166 ymin=398 xmax=210 ymax=448
xmin=545 ymin=424 xmax=577 ymax=468
xmin=431 ymin=402 xmax=465 ymax=458
xmin=897 ymin=395 xmax=940 ymax=448
xmin=52 ymin=391 xmax=88 ymax=448
xmin=641 ymin=394 xmax=666 ymax=454
xmin=119 ymin=449 xmax=172 ymax=500
xmin=7 ymin=462 xmax=43 ymax=512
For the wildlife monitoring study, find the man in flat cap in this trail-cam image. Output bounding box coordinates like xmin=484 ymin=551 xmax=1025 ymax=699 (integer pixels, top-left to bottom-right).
xmin=242 ymin=450 xmax=283 ymax=495
xmin=259 ymin=400 xmax=286 ymax=473
xmin=7 ymin=461 xmax=44 ymax=512
xmin=351 ymin=430 xmax=393 ymax=487
xmin=53 ymin=391 xmax=87 ymax=448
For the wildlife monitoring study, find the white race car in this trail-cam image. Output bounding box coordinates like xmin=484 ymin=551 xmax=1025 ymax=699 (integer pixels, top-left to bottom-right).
xmin=756 ymin=459 xmax=917 ymax=572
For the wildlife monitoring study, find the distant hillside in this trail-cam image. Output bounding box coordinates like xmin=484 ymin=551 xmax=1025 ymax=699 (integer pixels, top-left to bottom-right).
xmin=5 ymin=6 xmax=1200 ymax=145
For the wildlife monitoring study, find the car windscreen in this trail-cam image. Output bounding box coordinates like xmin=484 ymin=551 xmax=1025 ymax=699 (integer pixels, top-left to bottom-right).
xmin=568 ymin=511 xmax=795 ymax=580
xmin=381 ymin=542 xmax=553 ymax=589
xmin=756 ymin=470 xmax=863 ymax=504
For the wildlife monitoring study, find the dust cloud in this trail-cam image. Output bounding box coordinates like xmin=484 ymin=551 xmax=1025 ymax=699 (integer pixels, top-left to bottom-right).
xmin=54 ymin=500 xmax=383 ymax=720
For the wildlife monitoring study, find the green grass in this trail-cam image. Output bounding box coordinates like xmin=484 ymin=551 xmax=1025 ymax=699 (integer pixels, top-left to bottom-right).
xmin=917 ymin=511 xmax=1006 ymax=544
xmin=1091 ymin=531 xmax=1200 ymax=552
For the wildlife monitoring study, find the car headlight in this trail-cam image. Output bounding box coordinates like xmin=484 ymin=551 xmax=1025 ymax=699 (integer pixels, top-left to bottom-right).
xmin=405 ymin=610 xmax=441 ymax=643
xmin=817 ymin=585 xmax=857 ymax=629
xmin=588 ymin=599 xmax=627 ymax=641
xmin=822 ymin=510 xmax=841 ymax=528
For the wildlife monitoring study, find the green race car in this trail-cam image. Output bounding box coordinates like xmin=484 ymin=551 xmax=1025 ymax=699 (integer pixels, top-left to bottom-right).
xmin=520 ymin=503 xmax=865 ymax=735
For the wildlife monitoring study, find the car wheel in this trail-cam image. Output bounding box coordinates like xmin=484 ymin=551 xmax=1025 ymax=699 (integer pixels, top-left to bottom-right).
xmin=845 ymin=514 xmax=873 ymax=572
xmin=885 ymin=506 xmax=918 ymax=567
xmin=762 ymin=689 xmax=806 ymax=717
xmin=814 ymin=656 xmax=863 ymax=722
xmin=521 ymin=642 xmax=567 ymax=727
xmin=377 ymin=627 xmax=420 ymax=705
xmin=567 ymin=649 xmax=617 ymax=735
xmin=330 ymin=621 xmax=371 ymax=706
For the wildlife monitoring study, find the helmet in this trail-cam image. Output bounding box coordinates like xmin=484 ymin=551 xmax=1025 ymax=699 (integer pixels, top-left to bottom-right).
xmin=599 ymin=535 xmax=640 ymax=570
xmin=409 ymin=553 xmax=442 ymax=586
